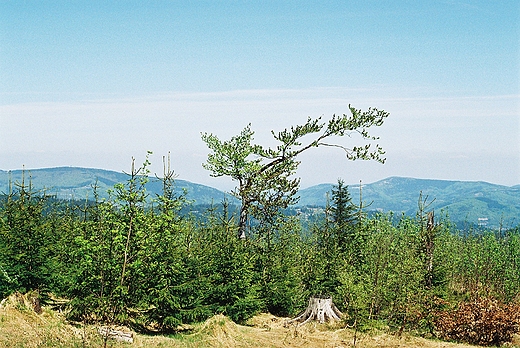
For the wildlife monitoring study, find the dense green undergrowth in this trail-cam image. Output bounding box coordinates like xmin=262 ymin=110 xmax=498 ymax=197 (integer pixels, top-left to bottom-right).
xmin=1 ymin=163 xmax=519 ymax=346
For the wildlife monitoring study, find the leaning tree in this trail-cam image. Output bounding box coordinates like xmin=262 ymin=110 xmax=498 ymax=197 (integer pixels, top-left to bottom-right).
xmin=201 ymin=105 xmax=389 ymax=239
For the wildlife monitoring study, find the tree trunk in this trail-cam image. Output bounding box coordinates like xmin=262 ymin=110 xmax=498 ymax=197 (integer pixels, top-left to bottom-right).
xmin=286 ymin=296 xmax=342 ymax=327
xmin=238 ymin=203 xmax=248 ymax=239
xmin=425 ymin=210 xmax=435 ymax=289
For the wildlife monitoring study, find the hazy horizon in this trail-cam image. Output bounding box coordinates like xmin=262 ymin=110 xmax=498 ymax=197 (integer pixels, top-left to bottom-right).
xmin=0 ymin=164 xmax=518 ymax=191
xmin=1 ymin=1 xmax=518 ymax=191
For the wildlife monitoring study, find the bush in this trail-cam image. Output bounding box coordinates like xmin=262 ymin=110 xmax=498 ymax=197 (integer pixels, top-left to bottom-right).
xmin=435 ymin=297 xmax=520 ymax=346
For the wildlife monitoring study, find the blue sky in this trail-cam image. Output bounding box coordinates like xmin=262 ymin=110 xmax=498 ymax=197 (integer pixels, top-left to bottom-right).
xmin=1 ymin=1 xmax=519 ymax=189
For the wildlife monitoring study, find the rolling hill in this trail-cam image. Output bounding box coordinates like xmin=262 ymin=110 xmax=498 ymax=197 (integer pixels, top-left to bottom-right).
xmin=0 ymin=167 xmax=518 ymax=229
xmin=0 ymin=167 xmax=230 ymax=205
xmin=298 ymin=177 xmax=520 ymax=229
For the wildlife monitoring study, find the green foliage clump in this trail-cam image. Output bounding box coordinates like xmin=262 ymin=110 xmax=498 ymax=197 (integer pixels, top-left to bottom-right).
xmin=0 ymin=175 xmax=52 ymax=298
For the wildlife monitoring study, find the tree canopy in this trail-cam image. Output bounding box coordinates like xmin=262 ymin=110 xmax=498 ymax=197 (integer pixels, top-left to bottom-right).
xmin=201 ymin=105 xmax=390 ymax=238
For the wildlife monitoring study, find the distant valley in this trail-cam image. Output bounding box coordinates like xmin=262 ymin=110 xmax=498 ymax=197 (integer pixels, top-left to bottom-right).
xmin=1 ymin=167 xmax=518 ymax=229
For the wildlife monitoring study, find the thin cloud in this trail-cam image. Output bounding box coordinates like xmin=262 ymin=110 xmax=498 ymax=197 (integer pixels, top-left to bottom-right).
xmin=1 ymin=88 xmax=518 ymax=187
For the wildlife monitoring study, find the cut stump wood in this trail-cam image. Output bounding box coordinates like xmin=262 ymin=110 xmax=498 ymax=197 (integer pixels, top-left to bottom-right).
xmin=286 ymin=296 xmax=342 ymax=327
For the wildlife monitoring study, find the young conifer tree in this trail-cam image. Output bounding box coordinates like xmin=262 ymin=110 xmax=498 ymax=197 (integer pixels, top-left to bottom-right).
xmin=0 ymin=171 xmax=51 ymax=295
xmin=330 ymin=178 xmax=358 ymax=253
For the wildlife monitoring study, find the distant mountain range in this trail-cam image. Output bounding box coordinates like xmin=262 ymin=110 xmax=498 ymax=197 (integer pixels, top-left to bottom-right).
xmin=0 ymin=167 xmax=518 ymax=229
xmin=298 ymin=178 xmax=519 ymax=229
xmin=0 ymin=167 xmax=231 ymax=205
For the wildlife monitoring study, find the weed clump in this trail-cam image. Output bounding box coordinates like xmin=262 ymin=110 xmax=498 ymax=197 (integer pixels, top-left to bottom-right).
xmin=435 ymin=297 xmax=520 ymax=346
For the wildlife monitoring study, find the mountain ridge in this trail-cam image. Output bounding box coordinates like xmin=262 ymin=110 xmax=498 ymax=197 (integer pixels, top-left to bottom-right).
xmin=298 ymin=176 xmax=519 ymax=229
xmin=0 ymin=166 xmax=231 ymax=205
xmin=1 ymin=167 xmax=518 ymax=229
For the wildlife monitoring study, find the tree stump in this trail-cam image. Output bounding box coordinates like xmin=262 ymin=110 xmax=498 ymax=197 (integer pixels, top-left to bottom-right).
xmin=286 ymin=296 xmax=342 ymax=327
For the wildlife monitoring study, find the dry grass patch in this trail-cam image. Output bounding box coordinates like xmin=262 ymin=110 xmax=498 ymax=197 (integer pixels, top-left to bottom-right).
xmin=0 ymin=292 xmax=81 ymax=348
xmin=0 ymin=292 xmax=176 ymax=348
xmin=0 ymin=295 xmax=514 ymax=348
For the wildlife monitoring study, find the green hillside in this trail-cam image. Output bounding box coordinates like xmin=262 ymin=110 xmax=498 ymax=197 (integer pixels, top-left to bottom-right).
xmin=299 ymin=177 xmax=520 ymax=229
xmin=1 ymin=168 xmax=518 ymax=229
xmin=0 ymin=167 xmax=230 ymax=205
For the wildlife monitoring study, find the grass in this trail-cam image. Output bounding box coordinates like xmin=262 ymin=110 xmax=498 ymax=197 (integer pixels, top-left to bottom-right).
xmin=1 ymin=294 xmax=519 ymax=347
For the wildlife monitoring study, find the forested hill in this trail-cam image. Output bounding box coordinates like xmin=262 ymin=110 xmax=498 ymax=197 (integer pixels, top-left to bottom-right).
xmin=0 ymin=167 xmax=518 ymax=229
xmin=299 ymin=177 xmax=520 ymax=229
xmin=0 ymin=167 xmax=230 ymax=205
